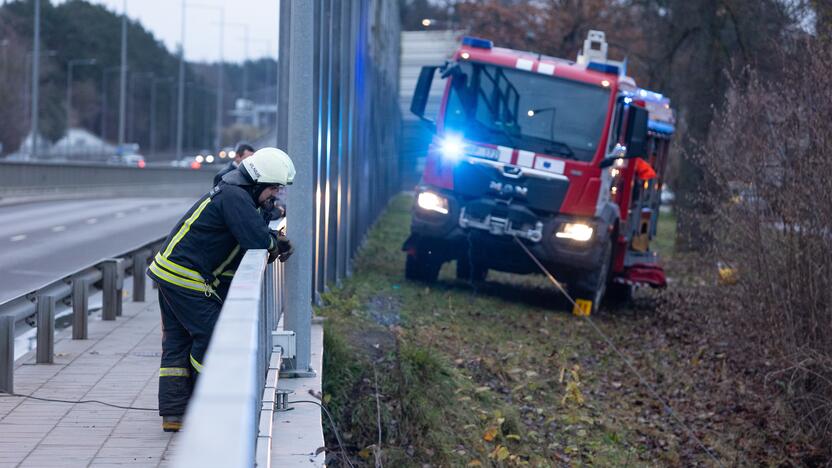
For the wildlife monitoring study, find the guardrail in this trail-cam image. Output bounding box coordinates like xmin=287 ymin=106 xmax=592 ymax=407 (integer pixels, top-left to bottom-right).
xmin=174 ymin=218 xmax=289 ymax=468
xmin=0 ymin=237 xmax=164 ymax=393
xmin=0 ymin=160 xmax=215 ymax=201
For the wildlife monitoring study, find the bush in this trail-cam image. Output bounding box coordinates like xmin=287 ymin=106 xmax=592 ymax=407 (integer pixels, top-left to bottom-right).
xmin=695 ymin=38 xmax=832 ymax=452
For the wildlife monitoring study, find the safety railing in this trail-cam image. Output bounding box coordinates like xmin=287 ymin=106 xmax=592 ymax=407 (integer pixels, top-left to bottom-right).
xmin=0 ymin=237 xmax=163 ymax=393
xmin=173 ymin=218 xmax=290 ymax=468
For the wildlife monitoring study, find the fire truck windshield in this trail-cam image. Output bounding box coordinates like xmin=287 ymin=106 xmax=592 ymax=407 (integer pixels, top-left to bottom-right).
xmin=444 ymin=61 xmax=610 ymax=162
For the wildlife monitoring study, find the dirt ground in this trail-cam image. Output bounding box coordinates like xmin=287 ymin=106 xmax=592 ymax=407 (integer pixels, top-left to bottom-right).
xmin=318 ymin=194 xmax=817 ymax=467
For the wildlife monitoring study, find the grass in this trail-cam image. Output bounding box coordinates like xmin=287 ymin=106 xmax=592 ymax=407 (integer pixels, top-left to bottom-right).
xmin=318 ymin=196 xmax=779 ymax=466
xmin=651 ymin=208 xmax=677 ymax=259
xmin=319 ymin=194 xmax=652 ymax=466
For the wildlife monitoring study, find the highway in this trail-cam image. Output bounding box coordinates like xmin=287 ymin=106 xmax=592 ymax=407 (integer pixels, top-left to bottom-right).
xmin=0 ymin=197 xmax=196 ymax=303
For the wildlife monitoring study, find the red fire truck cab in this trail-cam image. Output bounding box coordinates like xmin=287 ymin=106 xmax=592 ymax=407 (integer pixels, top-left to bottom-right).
xmin=404 ymin=30 xmax=675 ymax=313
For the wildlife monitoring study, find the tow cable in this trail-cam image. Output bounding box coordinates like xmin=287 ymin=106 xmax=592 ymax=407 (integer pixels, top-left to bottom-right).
xmin=511 ymin=235 xmax=724 ymax=467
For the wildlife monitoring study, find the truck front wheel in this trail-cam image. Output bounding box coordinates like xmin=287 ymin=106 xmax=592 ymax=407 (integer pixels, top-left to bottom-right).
xmin=567 ymin=240 xmax=612 ymax=315
xmin=405 ymin=250 xmax=442 ymax=283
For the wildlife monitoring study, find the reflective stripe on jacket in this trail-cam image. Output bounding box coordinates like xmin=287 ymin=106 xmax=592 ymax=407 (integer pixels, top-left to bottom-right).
xmin=148 ymin=180 xmax=276 ymax=294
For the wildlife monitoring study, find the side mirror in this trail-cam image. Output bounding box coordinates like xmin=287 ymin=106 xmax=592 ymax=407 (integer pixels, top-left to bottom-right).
xmin=599 ymin=144 xmax=627 ymax=168
xmin=411 ymin=66 xmax=437 ymax=122
xmin=624 ymin=105 xmax=649 ymax=158
xmin=600 ymin=104 xmax=649 ymax=168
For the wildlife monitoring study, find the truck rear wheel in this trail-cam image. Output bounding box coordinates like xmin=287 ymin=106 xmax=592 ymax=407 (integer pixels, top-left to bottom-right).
xmin=405 ymin=251 xmax=442 ymax=283
xmin=567 ymin=240 xmax=612 ymax=315
xmin=605 ymin=282 xmax=634 ymax=304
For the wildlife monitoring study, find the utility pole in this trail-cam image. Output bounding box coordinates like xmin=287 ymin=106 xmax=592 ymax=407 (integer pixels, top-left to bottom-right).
xmin=118 ymin=0 xmax=128 ymax=150
xmin=241 ymin=28 xmax=250 ymax=100
xmin=30 ymin=0 xmax=40 ymax=159
xmin=216 ymin=12 xmax=224 ymax=151
xmin=176 ymin=0 xmax=186 ymax=160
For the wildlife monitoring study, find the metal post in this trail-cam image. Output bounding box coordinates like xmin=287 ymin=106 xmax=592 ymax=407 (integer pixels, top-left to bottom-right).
xmin=276 ymin=0 xmax=291 ymax=152
xmin=72 ymin=278 xmax=89 ymax=339
xmin=0 ymin=316 xmax=13 ymax=393
xmin=176 ymin=0 xmax=186 ymax=160
xmin=30 ymin=0 xmax=40 ymax=159
xmin=118 ymin=0 xmax=128 ymax=149
xmin=150 ymin=78 xmax=158 ymax=157
xmin=242 ymin=29 xmax=249 ymax=100
xmin=346 ymin=0 xmax=359 ymax=274
xmin=264 ymin=263 xmax=276 ymax=333
xmin=102 ymin=260 xmax=119 ymax=320
xmin=133 ymin=250 xmax=149 ymax=302
xmin=283 ymin=0 xmax=314 ymax=376
xmin=215 ymin=10 xmax=224 ymax=151
xmin=66 ymin=62 xmax=73 ymax=133
xmin=327 ymin=0 xmax=341 ymax=285
xmin=315 ymin=0 xmax=330 ymax=295
xmin=36 ymin=295 xmax=55 ymax=364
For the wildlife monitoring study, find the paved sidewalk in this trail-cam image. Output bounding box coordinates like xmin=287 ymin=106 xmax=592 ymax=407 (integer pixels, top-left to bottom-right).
xmin=0 ymin=283 xmax=177 ymax=467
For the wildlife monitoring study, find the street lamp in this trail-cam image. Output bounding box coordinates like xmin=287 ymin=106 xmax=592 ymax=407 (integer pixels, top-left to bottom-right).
xmin=176 ymin=0 xmax=186 ymax=160
xmin=25 ymin=48 xmax=56 ymax=157
xmin=118 ymin=0 xmax=128 ymax=149
xmin=66 ymin=58 xmax=97 ymax=134
xmin=30 ymin=0 xmax=40 ymax=159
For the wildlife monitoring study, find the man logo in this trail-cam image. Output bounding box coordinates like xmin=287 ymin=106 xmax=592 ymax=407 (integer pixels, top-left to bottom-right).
xmin=489 ymin=180 xmax=528 ymax=197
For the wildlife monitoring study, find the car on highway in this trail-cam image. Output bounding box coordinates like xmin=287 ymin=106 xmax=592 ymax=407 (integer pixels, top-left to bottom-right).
xmin=107 ymin=154 xmax=146 ymax=168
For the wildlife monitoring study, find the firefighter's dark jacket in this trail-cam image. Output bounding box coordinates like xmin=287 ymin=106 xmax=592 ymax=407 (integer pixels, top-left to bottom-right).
xmin=148 ymin=168 xmax=277 ymax=295
xmin=213 ymin=161 xmax=236 ymax=187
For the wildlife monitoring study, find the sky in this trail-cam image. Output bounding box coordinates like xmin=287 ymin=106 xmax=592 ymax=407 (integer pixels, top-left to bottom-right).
xmin=53 ymin=0 xmax=280 ymax=63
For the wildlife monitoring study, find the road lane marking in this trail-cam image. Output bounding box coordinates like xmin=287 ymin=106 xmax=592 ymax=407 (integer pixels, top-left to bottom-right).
xmin=10 ymin=234 xmax=26 ymax=242
xmin=86 ymin=218 xmax=98 ymax=224
xmin=115 ymin=212 xmax=126 ymax=218
xmin=51 ymin=225 xmax=66 ymax=232
xmin=139 ymin=207 xmax=149 ymax=212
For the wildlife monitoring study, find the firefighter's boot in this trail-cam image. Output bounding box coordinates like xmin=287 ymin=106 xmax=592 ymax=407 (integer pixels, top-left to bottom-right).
xmin=162 ymin=415 xmax=183 ymax=432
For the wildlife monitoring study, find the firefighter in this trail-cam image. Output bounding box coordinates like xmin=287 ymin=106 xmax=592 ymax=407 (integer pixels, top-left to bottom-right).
xmin=213 ymin=142 xmax=255 ymax=187
xmin=634 ymin=157 xmax=656 ymax=181
xmin=148 ymin=147 xmax=295 ymax=432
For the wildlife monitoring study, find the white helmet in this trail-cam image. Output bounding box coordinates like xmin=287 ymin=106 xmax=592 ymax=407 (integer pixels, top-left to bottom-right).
xmin=241 ymin=147 xmax=296 ymax=185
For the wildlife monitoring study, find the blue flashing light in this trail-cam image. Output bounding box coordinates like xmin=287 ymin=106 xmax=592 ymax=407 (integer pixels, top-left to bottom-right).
xmin=461 ymin=36 xmax=493 ymax=49
xmin=648 ymin=120 xmax=675 ymax=135
xmin=587 ymin=61 xmax=619 ymax=75
xmin=440 ymin=135 xmax=464 ymax=161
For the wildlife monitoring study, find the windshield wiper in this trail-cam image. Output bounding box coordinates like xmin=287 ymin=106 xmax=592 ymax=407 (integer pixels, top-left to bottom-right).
xmin=541 ymin=141 xmax=576 ymax=159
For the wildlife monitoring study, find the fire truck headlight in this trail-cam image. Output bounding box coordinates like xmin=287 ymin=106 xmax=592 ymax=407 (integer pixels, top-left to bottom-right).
xmin=417 ymin=191 xmax=449 ymax=215
xmin=440 ymin=136 xmax=464 ymax=161
xmin=555 ymin=223 xmax=594 ymax=242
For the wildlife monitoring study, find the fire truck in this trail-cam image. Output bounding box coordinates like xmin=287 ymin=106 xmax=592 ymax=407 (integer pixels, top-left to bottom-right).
xmin=403 ymin=30 xmax=675 ymax=313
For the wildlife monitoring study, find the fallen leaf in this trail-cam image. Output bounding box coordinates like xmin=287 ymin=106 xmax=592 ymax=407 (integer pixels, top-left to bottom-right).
xmin=483 ymin=426 xmax=498 ymax=442
xmin=489 ymin=445 xmax=510 ymax=461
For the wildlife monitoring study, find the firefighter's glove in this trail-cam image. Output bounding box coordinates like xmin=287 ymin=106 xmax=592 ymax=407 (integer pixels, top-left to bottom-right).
xmin=269 ymin=234 xmax=293 ymax=263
